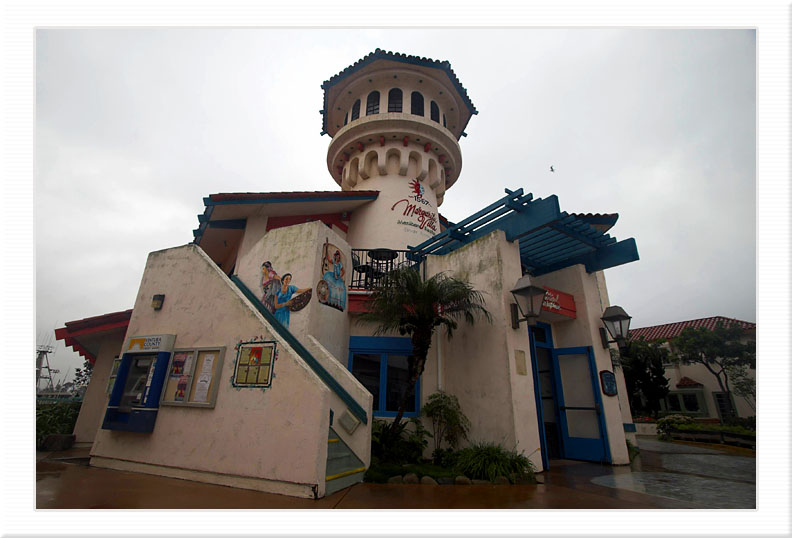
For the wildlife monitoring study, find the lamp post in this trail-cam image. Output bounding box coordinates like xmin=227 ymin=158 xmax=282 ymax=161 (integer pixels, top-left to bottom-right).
xmin=600 ymin=305 xmax=632 ymax=367
xmin=510 ymin=275 xmax=548 ymax=329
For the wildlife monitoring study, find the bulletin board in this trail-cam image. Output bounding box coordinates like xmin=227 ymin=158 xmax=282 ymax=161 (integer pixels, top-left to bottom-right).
xmin=161 ymin=347 xmax=225 ymax=408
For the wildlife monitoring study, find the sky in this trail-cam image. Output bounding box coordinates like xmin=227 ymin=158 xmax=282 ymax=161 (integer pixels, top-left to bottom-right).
xmin=35 ymin=28 xmax=756 ymax=383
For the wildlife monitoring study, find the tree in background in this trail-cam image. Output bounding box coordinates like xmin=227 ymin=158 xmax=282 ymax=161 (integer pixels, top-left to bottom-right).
xmin=72 ymin=359 xmax=93 ymax=397
xmin=620 ymin=339 xmax=670 ymax=418
xmin=726 ymin=365 xmax=755 ymax=412
xmin=672 ymin=321 xmax=755 ymax=418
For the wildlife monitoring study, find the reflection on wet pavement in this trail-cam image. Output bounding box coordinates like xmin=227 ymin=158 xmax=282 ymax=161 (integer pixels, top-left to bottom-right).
xmin=591 ymin=472 xmax=755 ymax=509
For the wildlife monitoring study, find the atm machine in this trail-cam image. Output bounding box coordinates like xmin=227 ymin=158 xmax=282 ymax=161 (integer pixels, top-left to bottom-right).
xmin=102 ymin=334 xmax=175 ymax=433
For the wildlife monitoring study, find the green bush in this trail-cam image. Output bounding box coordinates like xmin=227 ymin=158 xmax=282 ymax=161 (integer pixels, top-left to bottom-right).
xmin=656 ymin=414 xmax=695 ymax=440
xmin=371 ymin=417 xmax=431 ymax=464
xmin=453 ymin=442 xmax=536 ymax=483
xmin=724 ymin=415 xmax=755 ymax=431
xmin=626 ymin=439 xmax=640 ymax=462
xmin=36 ymin=401 xmax=81 ymax=449
xmin=421 ymin=391 xmax=471 ymax=453
xmin=674 ymin=423 xmax=755 ymax=436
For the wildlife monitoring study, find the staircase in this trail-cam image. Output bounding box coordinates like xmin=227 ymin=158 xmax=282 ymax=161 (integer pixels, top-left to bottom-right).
xmin=325 ymin=427 xmax=366 ymax=496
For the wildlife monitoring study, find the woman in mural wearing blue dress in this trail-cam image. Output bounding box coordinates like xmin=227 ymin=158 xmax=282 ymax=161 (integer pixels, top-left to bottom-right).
xmin=322 ymin=248 xmax=346 ymax=310
xmin=273 ymin=273 xmax=311 ymax=328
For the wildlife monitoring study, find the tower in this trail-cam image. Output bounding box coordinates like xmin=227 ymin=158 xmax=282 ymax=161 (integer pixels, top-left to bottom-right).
xmin=321 ymin=49 xmax=477 ymax=250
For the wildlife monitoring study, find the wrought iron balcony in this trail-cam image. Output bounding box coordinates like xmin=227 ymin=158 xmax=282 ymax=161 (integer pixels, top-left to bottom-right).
xmin=350 ymin=248 xmax=418 ymax=290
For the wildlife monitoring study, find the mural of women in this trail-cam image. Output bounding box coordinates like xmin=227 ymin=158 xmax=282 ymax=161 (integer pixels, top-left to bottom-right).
xmin=260 ymin=261 xmax=280 ymax=313
xmin=318 ymin=239 xmax=346 ymax=311
xmin=273 ymin=273 xmax=311 ymax=328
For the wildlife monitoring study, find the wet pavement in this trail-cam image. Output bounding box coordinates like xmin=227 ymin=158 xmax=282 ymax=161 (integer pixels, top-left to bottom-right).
xmin=36 ymin=437 xmax=755 ymax=509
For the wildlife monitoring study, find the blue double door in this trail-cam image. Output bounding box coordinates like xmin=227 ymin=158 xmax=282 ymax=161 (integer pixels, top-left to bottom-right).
xmin=531 ymin=326 xmax=610 ymax=465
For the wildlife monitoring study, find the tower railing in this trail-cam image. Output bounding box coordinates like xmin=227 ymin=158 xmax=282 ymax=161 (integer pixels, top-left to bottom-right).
xmin=349 ymin=248 xmax=418 ymax=290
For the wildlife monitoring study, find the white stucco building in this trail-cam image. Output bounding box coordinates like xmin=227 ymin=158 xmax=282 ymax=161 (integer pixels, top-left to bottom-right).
xmin=55 ymin=49 xmax=641 ymax=498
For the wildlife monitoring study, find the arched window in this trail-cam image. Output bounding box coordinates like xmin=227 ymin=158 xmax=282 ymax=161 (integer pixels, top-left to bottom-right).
xmin=351 ymin=99 xmax=361 ymax=121
xmin=366 ymin=91 xmax=380 ymax=115
xmin=430 ymin=101 xmax=440 ymax=122
xmin=388 ymin=88 xmax=403 ymax=112
xmin=344 ymin=112 xmax=348 ymax=126
xmin=411 ymin=91 xmax=424 ymax=116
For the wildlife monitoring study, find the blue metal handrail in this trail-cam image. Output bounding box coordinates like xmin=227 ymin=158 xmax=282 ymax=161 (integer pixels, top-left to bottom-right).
xmin=230 ymin=275 xmax=368 ymax=425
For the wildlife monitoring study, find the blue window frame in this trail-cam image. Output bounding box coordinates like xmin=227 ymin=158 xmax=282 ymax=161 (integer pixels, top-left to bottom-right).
xmin=348 ymin=336 xmax=419 ymax=418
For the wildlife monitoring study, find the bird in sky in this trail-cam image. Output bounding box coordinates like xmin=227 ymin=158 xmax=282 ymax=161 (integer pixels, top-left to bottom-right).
xmin=550 ymin=166 xmax=555 ymax=173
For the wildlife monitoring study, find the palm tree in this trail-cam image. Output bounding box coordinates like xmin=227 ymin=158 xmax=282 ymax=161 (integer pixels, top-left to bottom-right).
xmin=358 ymin=267 xmax=491 ymax=437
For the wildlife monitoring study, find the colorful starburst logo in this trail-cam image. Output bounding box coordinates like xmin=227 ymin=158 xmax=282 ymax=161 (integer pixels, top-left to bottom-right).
xmin=409 ymin=179 xmax=424 ymax=198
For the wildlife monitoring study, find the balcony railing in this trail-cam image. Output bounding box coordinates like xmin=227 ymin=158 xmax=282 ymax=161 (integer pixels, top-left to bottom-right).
xmin=350 ymin=248 xmax=418 ymax=290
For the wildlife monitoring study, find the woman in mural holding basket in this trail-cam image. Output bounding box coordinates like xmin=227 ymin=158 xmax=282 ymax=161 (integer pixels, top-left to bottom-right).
xmin=273 ymin=273 xmax=311 ymax=329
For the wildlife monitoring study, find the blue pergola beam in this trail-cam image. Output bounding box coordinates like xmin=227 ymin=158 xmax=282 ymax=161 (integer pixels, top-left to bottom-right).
xmin=532 ymin=238 xmax=639 ymax=276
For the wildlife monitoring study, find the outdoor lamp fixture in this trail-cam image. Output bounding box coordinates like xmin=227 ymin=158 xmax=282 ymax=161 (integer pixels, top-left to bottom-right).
xmin=510 ymin=275 xmax=548 ymax=329
xmin=152 ymin=294 xmax=165 ymax=310
xmin=600 ymin=305 xmax=632 ymax=351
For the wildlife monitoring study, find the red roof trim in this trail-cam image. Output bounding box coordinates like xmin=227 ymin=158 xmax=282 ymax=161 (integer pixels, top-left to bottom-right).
xmin=207 ymin=191 xmax=379 ymax=203
xmin=630 ymin=316 xmax=755 ymax=342
xmin=55 ymin=309 xmax=132 ymax=365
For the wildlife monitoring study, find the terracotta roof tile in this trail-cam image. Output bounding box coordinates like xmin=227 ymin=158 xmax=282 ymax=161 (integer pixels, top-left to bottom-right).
xmin=629 ymin=316 xmax=755 ymax=341
xmin=676 ymin=376 xmax=703 ymax=388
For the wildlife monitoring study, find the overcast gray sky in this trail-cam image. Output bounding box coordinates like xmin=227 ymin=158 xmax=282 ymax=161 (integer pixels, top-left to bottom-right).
xmin=36 ymin=29 xmax=756 ymax=381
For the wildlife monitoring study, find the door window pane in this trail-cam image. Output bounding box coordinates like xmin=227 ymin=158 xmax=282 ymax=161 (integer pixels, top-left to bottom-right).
xmin=386 ymin=355 xmax=415 ymax=412
xmin=351 ymin=353 xmax=381 ymax=411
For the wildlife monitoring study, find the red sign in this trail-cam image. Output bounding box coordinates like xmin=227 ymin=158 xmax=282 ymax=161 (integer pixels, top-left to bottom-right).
xmin=541 ymin=286 xmax=576 ymax=319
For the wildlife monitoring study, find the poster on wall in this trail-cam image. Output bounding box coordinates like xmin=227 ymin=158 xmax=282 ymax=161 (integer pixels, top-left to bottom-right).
xmin=260 ymin=259 xmax=311 ymax=328
xmin=317 ymin=238 xmax=346 ymax=312
xmin=233 ymin=341 xmax=276 ymax=388
xmin=390 ymin=179 xmax=438 ymax=237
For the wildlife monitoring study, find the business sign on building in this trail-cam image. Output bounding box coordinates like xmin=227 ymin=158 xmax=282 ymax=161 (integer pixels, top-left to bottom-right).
xmin=540 ymin=287 xmax=576 ymax=321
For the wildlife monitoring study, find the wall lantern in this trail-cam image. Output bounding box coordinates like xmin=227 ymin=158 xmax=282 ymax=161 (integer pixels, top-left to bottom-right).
xmin=600 ymin=305 xmax=631 ymax=350
xmin=152 ymin=294 xmax=165 ymax=310
xmin=510 ymin=275 xmax=547 ymax=329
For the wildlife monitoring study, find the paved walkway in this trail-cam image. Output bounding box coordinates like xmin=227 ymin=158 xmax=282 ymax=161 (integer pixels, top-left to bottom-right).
xmin=35 ymin=437 xmax=755 ymax=509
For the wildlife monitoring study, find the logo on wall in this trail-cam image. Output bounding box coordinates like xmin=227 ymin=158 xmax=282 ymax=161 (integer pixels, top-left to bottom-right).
xmin=391 ymin=179 xmax=438 ymax=234
xmin=317 ymin=239 xmax=347 ymax=312
xmin=260 ymin=259 xmax=311 ymax=329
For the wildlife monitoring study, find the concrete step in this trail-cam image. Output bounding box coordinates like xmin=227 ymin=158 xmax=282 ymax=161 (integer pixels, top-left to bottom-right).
xmin=325 ymin=469 xmax=366 ymax=496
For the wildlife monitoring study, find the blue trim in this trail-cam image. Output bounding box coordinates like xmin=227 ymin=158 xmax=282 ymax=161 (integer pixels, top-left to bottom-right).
xmin=528 ymin=328 xmax=549 ymax=471
xmin=209 ymin=219 xmax=247 ymax=230
xmin=348 ymin=336 xmax=419 ymax=418
xmin=623 ymin=423 xmax=637 ymax=433
xmin=551 ymin=346 xmax=611 ymax=464
xmin=230 ymin=275 xmax=368 ymax=424
xmin=409 ymin=187 xmax=639 ymax=277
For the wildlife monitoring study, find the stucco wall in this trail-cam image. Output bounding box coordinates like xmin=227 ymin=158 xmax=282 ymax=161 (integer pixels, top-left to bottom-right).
xmin=90 ymin=244 xmax=334 ymax=497
xmin=72 ymin=330 xmax=126 ymax=445
xmin=425 ymin=230 xmax=543 ymax=470
xmin=533 ymin=264 xmax=630 ymax=464
xmin=664 ymin=361 xmax=756 ymax=419
xmin=235 ymin=220 xmax=352 ymax=362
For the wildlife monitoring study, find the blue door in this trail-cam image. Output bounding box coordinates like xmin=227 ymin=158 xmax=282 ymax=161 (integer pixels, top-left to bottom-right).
xmin=551 ymin=346 xmax=611 ymax=463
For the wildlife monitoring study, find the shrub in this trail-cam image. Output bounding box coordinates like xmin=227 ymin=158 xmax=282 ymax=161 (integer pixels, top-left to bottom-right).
xmin=36 ymin=401 xmax=81 ymax=449
xmin=626 ymin=439 xmax=640 ymax=462
xmin=421 ymin=391 xmax=471 ymax=453
xmin=724 ymin=415 xmax=755 ymax=431
xmin=431 ymin=447 xmax=459 ymax=468
xmin=453 ymin=442 xmax=535 ymax=483
xmin=674 ymin=423 xmax=755 ymax=436
xmin=656 ymin=414 xmax=695 ymax=440
xmin=371 ymin=417 xmax=431 ymax=464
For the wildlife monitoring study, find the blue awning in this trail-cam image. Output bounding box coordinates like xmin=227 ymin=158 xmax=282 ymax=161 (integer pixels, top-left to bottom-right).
xmin=408 ymin=188 xmax=639 ymax=275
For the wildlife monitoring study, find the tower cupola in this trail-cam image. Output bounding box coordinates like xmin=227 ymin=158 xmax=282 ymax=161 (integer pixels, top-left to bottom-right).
xmin=321 ymin=49 xmax=476 ymax=250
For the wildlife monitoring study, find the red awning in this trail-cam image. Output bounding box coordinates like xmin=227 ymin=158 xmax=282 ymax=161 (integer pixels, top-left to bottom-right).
xmin=55 ymin=309 xmax=132 ymax=364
